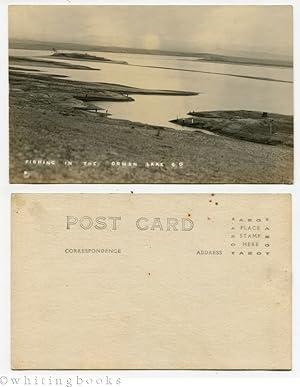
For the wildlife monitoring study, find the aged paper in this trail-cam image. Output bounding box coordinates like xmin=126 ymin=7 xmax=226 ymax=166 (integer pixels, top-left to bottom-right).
xmin=11 ymin=194 xmax=291 ymax=370
xmin=9 ymin=5 xmax=293 ymax=184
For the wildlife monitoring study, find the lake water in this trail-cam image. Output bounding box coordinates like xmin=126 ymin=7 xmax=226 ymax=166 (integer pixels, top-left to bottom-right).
xmin=10 ymin=49 xmax=293 ymax=129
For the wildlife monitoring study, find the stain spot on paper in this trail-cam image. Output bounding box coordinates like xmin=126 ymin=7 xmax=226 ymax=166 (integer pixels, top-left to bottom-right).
xmin=13 ymin=194 xmax=26 ymax=210
xmin=29 ymin=201 xmax=47 ymax=218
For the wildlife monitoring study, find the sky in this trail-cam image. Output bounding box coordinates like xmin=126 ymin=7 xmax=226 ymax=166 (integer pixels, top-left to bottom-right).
xmin=9 ymin=5 xmax=293 ymax=57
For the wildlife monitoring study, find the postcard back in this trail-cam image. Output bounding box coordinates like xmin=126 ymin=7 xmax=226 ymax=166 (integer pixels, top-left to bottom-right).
xmin=11 ymin=194 xmax=291 ymax=369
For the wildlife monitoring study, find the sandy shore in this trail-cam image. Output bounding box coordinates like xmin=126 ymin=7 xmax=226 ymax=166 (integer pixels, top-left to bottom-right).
xmin=9 ymin=56 xmax=100 ymax=70
xmin=171 ymin=110 xmax=293 ymax=146
xmin=9 ymin=70 xmax=293 ymax=184
xmin=50 ymin=52 xmax=128 ymax=65
xmin=131 ymin=64 xmax=292 ymax=84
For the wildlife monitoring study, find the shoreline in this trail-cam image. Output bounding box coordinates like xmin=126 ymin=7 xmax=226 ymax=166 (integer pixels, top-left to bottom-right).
xmin=10 ymin=54 xmax=292 ymax=86
xmin=171 ymin=110 xmax=293 ymax=146
xmin=9 ymin=68 xmax=293 ymax=184
xmin=10 ymin=70 xmax=198 ymax=102
xmin=130 ymin=64 xmax=292 ymax=84
xmin=49 ymin=52 xmax=128 ymax=65
xmin=9 ymin=42 xmax=293 ymax=68
xmin=9 ymin=56 xmax=100 ymax=70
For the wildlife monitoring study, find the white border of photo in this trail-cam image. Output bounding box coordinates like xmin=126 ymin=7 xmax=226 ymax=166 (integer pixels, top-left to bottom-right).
xmin=1 ymin=1 xmax=299 ymax=386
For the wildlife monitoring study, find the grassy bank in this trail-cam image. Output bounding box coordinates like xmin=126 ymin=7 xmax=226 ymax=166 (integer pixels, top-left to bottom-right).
xmin=9 ymin=70 xmax=293 ymax=184
xmin=171 ymin=110 xmax=293 ymax=146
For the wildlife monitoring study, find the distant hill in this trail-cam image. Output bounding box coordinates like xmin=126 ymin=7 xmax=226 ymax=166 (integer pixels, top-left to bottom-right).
xmin=194 ymin=53 xmax=292 ymax=68
xmin=9 ymin=39 xmax=293 ymax=68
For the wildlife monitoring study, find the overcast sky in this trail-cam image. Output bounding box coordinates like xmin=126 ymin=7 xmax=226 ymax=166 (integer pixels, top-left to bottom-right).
xmin=9 ymin=5 xmax=293 ymax=56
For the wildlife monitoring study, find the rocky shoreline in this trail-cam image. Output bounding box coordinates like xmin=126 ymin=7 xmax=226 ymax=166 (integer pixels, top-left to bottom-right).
xmin=170 ymin=110 xmax=293 ymax=146
xmin=9 ymin=69 xmax=293 ymax=184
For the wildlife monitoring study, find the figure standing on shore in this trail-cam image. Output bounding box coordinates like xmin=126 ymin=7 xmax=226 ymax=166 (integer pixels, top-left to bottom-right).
xmin=268 ymin=119 xmax=274 ymax=136
xmin=264 ymin=117 xmax=274 ymax=136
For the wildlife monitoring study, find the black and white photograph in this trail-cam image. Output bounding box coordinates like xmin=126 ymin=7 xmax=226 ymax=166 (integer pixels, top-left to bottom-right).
xmin=9 ymin=5 xmax=293 ymax=183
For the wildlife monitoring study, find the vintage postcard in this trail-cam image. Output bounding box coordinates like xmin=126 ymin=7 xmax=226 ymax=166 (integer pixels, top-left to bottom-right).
xmin=11 ymin=193 xmax=291 ymax=369
xmin=9 ymin=5 xmax=293 ymax=183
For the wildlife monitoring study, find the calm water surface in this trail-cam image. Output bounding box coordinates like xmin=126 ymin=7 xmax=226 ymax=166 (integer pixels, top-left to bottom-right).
xmin=10 ymin=49 xmax=293 ymax=128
